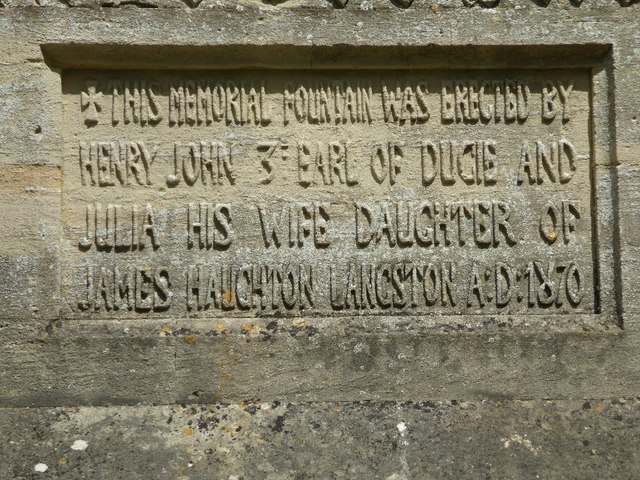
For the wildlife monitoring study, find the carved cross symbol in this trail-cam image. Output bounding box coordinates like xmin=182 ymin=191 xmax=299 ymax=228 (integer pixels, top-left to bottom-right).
xmin=81 ymin=81 xmax=102 ymax=126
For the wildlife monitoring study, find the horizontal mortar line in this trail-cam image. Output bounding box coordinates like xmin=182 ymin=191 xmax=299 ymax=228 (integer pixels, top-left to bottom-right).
xmin=30 ymin=324 xmax=623 ymax=337
xmin=0 ymin=397 xmax=631 ymax=411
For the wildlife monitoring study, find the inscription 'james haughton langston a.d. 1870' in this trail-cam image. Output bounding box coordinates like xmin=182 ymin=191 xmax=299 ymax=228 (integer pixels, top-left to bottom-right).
xmin=61 ymin=70 xmax=593 ymax=318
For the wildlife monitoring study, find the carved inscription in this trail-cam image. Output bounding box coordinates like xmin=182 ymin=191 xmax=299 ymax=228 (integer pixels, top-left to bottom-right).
xmin=61 ymin=69 xmax=595 ymax=317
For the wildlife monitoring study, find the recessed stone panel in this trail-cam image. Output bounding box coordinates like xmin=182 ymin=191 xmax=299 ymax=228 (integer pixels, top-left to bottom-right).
xmin=60 ymin=69 xmax=600 ymax=319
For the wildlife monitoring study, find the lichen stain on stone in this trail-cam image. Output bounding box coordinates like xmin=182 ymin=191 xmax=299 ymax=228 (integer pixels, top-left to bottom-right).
xmin=223 ymin=289 xmax=235 ymax=305
xmin=70 ymin=439 xmax=89 ymax=451
xmin=501 ymin=433 xmax=541 ymax=455
xmin=241 ymin=323 xmax=255 ymax=335
xmin=183 ymin=427 xmax=193 ymax=436
xmin=160 ymin=326 xmax=172 ymax=336
xmin=215 ymin=322 xmax=228 ymax=333
xmin=291 ymin=318 xmax=306 ymax=329
xmin=185 ymin=334 xmax=197 ymax=345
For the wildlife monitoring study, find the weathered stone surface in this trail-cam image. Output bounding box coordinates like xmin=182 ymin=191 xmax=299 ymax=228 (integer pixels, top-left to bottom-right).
xmin=1 ymin=1 xmax=640 ymax=477
xmin=2 ymin=399 xmax=640 ymax=479
xmin=7 ymin=318 xmax=640 ymax=407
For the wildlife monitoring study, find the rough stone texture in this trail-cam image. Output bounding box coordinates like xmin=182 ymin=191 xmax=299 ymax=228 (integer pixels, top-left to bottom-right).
xmin=3 ymin=399 xmax=640 ymax=479
xmin=1 ymin=1 xmax=640 ymax=477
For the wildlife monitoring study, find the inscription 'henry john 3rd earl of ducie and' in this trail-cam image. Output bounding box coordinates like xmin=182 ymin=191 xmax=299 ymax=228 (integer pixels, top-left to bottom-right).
xmin=61 ymin=70 xmax=594 ymax=318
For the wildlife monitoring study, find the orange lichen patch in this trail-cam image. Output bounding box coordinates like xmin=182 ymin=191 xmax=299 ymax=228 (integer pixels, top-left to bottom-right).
xmin=215 ymin=322 xmax=227 ymax=332
xmin=547 ymin=230 xmax=557 ymax=241
xmin=430 ymin=4 xmax=441 ymax=11
xmin=183 ymin=427 xmax=193 ymax=436
xmin=241 ymin=324 xmax=255 ymax=335
xmin=594 ymin=403 xmax=604 ymax=413
xmin=334 ymin=404 xmax=341 ymax=412
xmin=291 ymin=318 xmax=306 ymax=329
xmin=185 ymin=335 xmax=197 ymax=345
xmin=160 ymin=326 xmax=172 ymax=336
xmin=223 ymin=289 xmax=235 ymax=305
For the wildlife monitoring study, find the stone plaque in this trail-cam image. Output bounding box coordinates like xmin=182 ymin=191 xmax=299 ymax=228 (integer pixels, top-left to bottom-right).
xmin=62 ymin=69 xmax=602 ymax=318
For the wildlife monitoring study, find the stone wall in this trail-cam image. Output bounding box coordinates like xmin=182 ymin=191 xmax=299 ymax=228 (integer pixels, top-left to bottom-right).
xmin=1 ymin=1 xmax=639 ymax=478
